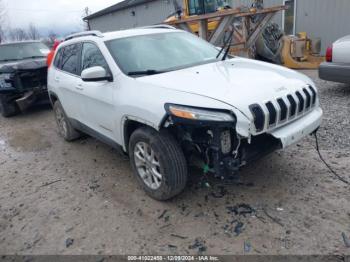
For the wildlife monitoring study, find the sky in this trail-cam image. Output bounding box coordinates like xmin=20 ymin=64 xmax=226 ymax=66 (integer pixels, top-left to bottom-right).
xmin=2 ymin=0 xmax=119 ymax=36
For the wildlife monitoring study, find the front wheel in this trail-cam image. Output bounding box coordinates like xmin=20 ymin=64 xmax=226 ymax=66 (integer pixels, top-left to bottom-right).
xmin=0 ymin=95 xmax=19 ymax=117
xmin=129 ymin=127 xmax=188 ymax=201
xmin=53 ymin=100 xmax=81 ymax=141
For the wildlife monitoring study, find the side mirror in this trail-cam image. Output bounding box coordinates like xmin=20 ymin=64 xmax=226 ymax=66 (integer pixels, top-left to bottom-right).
xmin=81 ymin=66 xmax=113 ymax=82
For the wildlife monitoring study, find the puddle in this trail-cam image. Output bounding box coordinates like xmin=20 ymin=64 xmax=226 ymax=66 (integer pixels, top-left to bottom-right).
xmin=7 ymin=128 xmax=52 ymax=152
xmin=0 ymin=138 xmax=5 ymax=149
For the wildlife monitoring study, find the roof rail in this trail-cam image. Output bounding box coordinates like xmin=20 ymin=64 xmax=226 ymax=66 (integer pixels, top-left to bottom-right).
xmin=139 ymin=24 xmax=177 ymax=30
xmin=64 ymin=30 xmax=104 ymax=41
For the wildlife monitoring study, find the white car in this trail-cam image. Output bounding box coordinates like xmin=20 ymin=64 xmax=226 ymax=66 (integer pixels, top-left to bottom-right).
xmin=48 ymin=27 xmax=323 ymax=200
xmin=319 ymin=35 xmax=350 ymax=83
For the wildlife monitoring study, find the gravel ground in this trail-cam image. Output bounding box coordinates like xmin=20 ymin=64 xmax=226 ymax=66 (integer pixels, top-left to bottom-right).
xmin=0 ymin=70 xmax=349 ymax=255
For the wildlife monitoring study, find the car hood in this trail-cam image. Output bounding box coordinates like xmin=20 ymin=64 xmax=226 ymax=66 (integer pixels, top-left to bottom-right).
xmin=137 ymin=57 xmax=314 ymax=117
xmin=0 ymin=58 xmax=46 ymax=73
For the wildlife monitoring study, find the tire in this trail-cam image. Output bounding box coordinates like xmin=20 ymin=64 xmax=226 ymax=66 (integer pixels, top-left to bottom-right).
xmin=0 ymin=95 xmax=19 ymax=118
xmin=129 ymin=127 xmax=188 ymax=201
xmin=53 ymin=100 xmax=81 ymax=141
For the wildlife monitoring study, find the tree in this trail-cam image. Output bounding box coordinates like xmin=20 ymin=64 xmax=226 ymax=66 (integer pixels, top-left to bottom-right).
xmin=82 ymin=7 xmax=91 ymax=31
xmin=0 ymin=26 xmax=4 ymax=44
xmin=27 ymin=23 xmax=40 ymax=40
xmin=9 ymin=28 xmax=28 ymax=41
xmin=0 ymin=0 xmax=6 ymax=43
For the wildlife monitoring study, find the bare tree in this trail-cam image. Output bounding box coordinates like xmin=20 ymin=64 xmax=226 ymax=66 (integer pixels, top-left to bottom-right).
xmin=27 ymin=23 xmax=40 ymax=40
xmin=9 ymin=28 xmax=28 ymax=41
xmin=0 ymin=0 xmax=7 ymax=43
xmin=0 ymin=26 xmax=4 ymax=44
xmin=82 ymin=7 xmax=91 ymax=31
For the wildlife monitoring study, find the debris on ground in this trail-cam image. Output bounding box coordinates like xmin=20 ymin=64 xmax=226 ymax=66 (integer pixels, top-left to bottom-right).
xmin=244 ymin=240 xmax=252 ymax=253
xmin=227 ymin=204 xmax=256 ymax=217
xmin=159 ymin=224 xmax=172 ymax=229
xmin=88 ymin=179 xmax=100 ymax=191
xmin=262 ymin=207 xmax=284 ymax=227
xmin=194 ymin=212 xmax=205 ymax=218
xmin=211 ymin=185 xmax=227 ymax=198
xmin=342 ymin=232 xmax=350 ymax=248
xmin=65 ymin=238 xmax=74 ymax=248
xmin=136 ymin=209 xmax=143 ymax=217
xmin=234 ymin=221 xmax=245 ymax=236
xmin=168 ymin=244 xmax=178 ymax=251
xmin=158 ymin=210 xmax=168 ymax=220
xmin=170 ymin=234 xmax=188 ymax=239
xmin=188 ymin=238 xmax=207 ymax=253
xmin=40 ymin=179 xmax=62 ymax=188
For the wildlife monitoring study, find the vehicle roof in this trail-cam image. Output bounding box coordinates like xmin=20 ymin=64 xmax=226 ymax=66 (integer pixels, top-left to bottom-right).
xmin=102 ymin=28 xmax=181 ymax=41
xmin=335 ymin=35 xmax=350 ymax=44
xmin=0 ymin=40 xmax=43 ymax=46
xmin=60 ymin=28 xmax=182 ymax=47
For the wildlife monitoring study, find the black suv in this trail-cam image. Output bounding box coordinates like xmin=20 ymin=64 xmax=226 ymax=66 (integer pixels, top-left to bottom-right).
xmin=0 ymin=41 xmax=50 ymax=117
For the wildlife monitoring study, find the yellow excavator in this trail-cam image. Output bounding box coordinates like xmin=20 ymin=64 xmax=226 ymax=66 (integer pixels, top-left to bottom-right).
xmin=164 ymin=0 xmax=230 ymax=32
xmin=255 ymin=24 xmax=325 ymax=69
xmin=165 ymin=0 xmax=324 ymax=69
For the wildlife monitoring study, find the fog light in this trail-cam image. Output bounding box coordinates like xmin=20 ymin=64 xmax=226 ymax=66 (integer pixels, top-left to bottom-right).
xmin=220 ymin=130 xmax=231 ymax=154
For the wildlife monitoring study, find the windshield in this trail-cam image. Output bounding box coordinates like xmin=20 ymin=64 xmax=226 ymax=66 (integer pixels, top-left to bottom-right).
xmin=0 ymin=42 xmax=50 ymax=62
xmin=188 ymin=0 xmax=229 ymax=15
xmin=105 ymin=32 xmax=222 ymax=76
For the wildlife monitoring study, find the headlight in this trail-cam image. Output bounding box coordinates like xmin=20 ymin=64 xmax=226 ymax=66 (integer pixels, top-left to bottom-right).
xmin=0 ymin=73 xmax=13 ymax=89
xmin=166 ymin=104 xmax=234 ymax=122
xmin=0 ymin=73 xmax=12 ymax=80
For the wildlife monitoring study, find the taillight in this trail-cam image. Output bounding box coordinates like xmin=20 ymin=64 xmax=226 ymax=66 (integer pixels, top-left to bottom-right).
xmin=326 ymin=45 xmax=333 ymax=62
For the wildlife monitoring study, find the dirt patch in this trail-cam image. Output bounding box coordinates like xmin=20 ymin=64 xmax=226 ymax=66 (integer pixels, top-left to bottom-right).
xmin=7 ymin=128 xmax=52 ymax=152
xmin=0 ymin=70 xmax=349 ymax=255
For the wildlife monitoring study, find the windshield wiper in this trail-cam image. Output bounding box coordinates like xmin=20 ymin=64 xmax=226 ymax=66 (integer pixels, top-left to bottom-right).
xmin=22 ymin=56 xmax=46 ymax=59
xmin=216 ymin=29 xmax=235 ymax=61
xmin=127 ymin=69 xmax=166 ymax=76
xmin=0 ymin=58 xmax=20 ymax=62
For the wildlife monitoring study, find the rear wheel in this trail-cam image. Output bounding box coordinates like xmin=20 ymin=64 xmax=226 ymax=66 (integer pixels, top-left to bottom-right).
xmin=53 ymin=100 xmax=81 ymax=141
xmin=0 ymin=95 xmax=19 ymax=117
xmin=129 ymin=127 xmax=188 ymax=201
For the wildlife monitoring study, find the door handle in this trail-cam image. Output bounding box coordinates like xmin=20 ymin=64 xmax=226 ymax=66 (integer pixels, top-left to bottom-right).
xmin=54 ymin=77 xmax=60 ymax=82
xmin=75 ymin=84 xmax=84 ymax=90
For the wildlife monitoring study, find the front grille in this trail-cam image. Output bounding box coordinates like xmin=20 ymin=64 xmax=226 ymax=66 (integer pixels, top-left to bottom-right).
xmin=308 ymin=85 xmax=317 ymax=105
xmin=265 ymin=102 xmax=277 ymax=126
xmin=250 ymin=86 xmax=318 ymax=133
xmin=295 ymin=91 xmax=305 ymax=113
xmin=303 ymin=88 xmax=311 ymax=109
xmin=277 ymin=98 xmax=288 ymax=121
xmin=287 ymin=95 xmax=297 ymax=117
xmin=249 ymin=104 xmax=265 ymax=132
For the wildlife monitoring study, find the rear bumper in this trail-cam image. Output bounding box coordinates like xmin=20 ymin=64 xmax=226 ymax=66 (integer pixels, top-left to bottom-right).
xmin=269 ymin=107 xmax=323 ymax=148
xmin=319 ymin=62 xmax=350 ymax=83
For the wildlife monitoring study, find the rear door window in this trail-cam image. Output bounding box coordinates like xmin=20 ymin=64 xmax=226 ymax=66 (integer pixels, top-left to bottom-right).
xmin=61 ymin=44 xmax=80 ymax=75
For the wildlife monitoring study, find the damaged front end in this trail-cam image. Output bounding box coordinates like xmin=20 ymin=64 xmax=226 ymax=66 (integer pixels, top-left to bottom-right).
xmin=0 ymin=60 xmax=48 ymax=112
xmin=163 ymin=104 xmax=282 ymax=178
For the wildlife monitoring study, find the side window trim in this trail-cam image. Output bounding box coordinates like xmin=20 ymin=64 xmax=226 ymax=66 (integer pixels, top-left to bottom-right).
xmin=53 ymin=48 xmax=63 ymax=69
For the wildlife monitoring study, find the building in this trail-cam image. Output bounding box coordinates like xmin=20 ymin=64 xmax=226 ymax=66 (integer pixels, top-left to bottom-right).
xmin=85 ymin=0 xmax=350 ymax=54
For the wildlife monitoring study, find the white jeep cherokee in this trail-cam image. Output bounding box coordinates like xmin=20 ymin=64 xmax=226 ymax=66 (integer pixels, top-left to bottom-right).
xmin=48 ymin=27 xmax=323 ymax=200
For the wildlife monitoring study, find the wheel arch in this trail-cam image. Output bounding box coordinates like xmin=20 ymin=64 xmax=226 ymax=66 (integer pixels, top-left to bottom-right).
xmin=122 ymin=116 xmax=160 ymax=153
xmin=48 ymin=91 xmax=59 ymax=106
